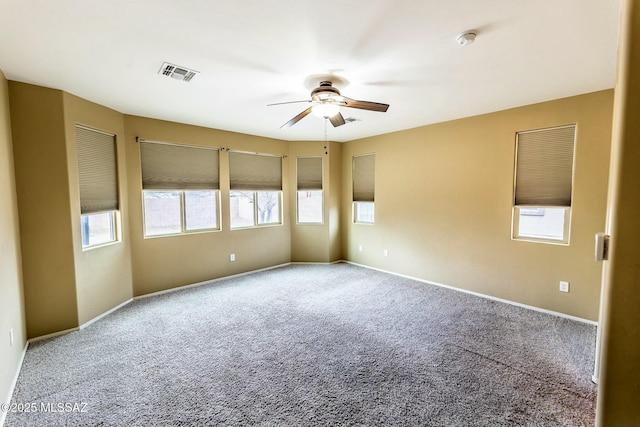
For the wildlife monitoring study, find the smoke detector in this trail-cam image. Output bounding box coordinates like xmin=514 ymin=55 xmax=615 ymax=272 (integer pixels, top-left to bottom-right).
xmin=456 ymin=32 xmax=477 ymax=46
xmin=158 ymin=62 xmax=199 ymax=82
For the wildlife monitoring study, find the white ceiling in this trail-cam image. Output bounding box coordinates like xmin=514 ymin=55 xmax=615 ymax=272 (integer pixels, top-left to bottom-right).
xmin=0 ymin=0 xmax=621 ymax=142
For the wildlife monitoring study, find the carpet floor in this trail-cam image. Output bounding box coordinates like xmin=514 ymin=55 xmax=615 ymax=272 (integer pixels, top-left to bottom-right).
xmin=5 ymin=263 xmax=597 ymax=426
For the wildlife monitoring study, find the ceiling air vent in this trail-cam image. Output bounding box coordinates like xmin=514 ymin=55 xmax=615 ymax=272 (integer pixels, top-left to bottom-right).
xmin=158 ymin=62 xmax=199 ymax=82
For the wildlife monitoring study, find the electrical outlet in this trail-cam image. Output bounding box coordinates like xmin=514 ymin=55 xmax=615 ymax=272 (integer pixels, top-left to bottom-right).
xmin=358 ymin=245 xmax=363 ymax=252
xmin=559 ymin=281 xmax=570 ymax=293
xmin=383 ymin=249 xmax=389 ymax=257
xmin=9 ymin=328 xmax=14 ymax=347
xmin=230 ymin=253 xmax=235 ymax=262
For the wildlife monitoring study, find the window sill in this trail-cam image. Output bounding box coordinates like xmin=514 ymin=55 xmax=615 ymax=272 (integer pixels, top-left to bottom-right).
xmin=230 ymin=223 xmax=283 ymax=231
xmin=143 ymin=228 xmax=221 ymax=239
xmin=511 ymin=236 xmax=570 ymax=246
xmin=81 ymin=240 xmax=121 ymax=252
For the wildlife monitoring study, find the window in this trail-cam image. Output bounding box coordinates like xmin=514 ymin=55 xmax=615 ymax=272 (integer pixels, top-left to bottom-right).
xmin=140 ymin=141 xmax=220 ymax=237
xmin=229 ymin=190 xmax=282 ymax=228
xmin=353 ymin=153 xmax=375 ymax=224
xmin=76 ymin=125 xmax=119 ymax=248
xmin=142 ymin=190 xmax=219 ymax=236
xmin=185 ymin=191 xmax=218 ymax=231
xmin=81 ymin=212 xmax=116 ymax=247
xmin=229 ymin=151 xmax=283 ymax=229
xmin=354 ymin=201 xmax=375 ymax=224
xmin=297 ymin=157 xmax=323 ymax=224
xmin=512 ymin=125 xmax=575 ymax=244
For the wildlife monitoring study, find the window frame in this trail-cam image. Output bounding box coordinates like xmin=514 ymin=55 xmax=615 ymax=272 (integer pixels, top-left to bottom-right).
xmin=81 ymin=210 xmax=120 ymax=250
xmin=296 ymin=190 xmax=324 ymax=225
xmin=353 ymin=201 xmax=375 ymax=225
xmin=230 ymin=190 xmax=283 ymax=230
xmin=76 ymin=125 xmax=120 ymax=250
xmin=352 ymin=153 xmax=375 ymax=224
xmin=142 ymin=189 xmax=221 ymax=238
xmin=296 ymin=156 xmax=324 ymax=225
xmin=511 ymin=124 xmax=576 ymax=245
xmin=139 ymin=140 xmax=221 ymax=238
xmin=512 ymin=205 xmax=571 ymax=245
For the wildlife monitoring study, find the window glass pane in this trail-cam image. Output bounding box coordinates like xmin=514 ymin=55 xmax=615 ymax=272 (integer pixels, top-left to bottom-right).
xmin=144 ymin=191 xmax=181 ymax=236
xmin=81 ymin=211 xmax=116 ymax=247
xmin=185 ymin=190 xmax=218 ymax=231
xmin=298 ymin=191 xmax=323 ymax=223
xmin=230 ymin=191 xmax=255 ymax=228
xmin=517 ymin=207 xmax=566 ymax=241
xmin=355 ymin=202 xmax=375 ymax=223
xmin=257 ymin=191 xmax=280 ymax=225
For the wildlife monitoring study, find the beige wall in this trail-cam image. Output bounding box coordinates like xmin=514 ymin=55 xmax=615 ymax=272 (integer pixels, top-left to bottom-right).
xmin=62 ymin=93 xmax=133 ymax=325
xmin=9 ymin=82 xmax=79 ymax=337
xmin=596 ymin=0 xmax=640 ymax=424
xmin=124 ymin=115 xmax=292 ymax=296
xmin=0 ymin=71 xmax=26 ymax=422
xmin=328 ymin=141 xmax=343 ymax=262
xmin=8 ymin=82 xmax=134 ymax=337
xmin=342 ymin=90 xmax=613 ymax=321
xmin=288 ymin=142 xmax=335 ymax=262
xmin=3 ymin=73 xmax=635 ymax=421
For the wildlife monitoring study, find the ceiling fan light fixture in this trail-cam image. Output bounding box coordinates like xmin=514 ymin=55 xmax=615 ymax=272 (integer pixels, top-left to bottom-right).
xmin=312 ymin=103 xmax=340 ymax=118
xmin=270 ymin=79 xmax=389 ymax=129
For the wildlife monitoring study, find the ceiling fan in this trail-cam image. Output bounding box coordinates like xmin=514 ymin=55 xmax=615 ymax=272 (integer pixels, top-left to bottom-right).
xmin=268 ymin=81 xmax=390 ymax=129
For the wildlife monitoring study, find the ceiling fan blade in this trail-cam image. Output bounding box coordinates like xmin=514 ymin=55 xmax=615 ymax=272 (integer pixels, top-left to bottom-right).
xmin=281 ymin=107 xmax=312 ymax=129
xmin=329 ymin=112 xmax=346 ymax=127
xmin=343 ymin=96 xmax=389 ymax=112
xmin=267 ymin=100 xmax=312 ymax=107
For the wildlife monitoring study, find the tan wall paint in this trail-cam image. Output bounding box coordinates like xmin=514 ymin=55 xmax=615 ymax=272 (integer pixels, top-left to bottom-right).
xmin=596 ymin=0 xmax=640 ymax=424
xmin=328 ymin=141 xmax=342 ymax=262
xmin=8 ymin=82 xmax=79 ymax=337
xmin=123 ymin=115 xmax=291 ymax=296
xmin=2 ymin=79 xmax=621 ymax=420
xmin=342 ymin=90 xmax=613 ymax=321
xmin=0 ymin=71 xmax=26 ymax=420
xmin=289 ymin=140 xmax=343 ymax=263
xmin=62 ymin=93 xmax=133 ymax=326
xmin=289 ymin=141 xmax=331 ymax=263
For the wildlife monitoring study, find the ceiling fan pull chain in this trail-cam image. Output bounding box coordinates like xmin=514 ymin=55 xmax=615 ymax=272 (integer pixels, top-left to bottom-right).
xmin=324 ymin=119 xmax=329 ymax=155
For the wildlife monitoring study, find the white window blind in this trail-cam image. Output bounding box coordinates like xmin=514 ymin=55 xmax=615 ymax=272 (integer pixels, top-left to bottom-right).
xmin=140 ymin=141 xmax=219 ymax=190
xmin=297 ymin=157 xmax=323 ymax=190
xmin=76 ymin=126 xmax=118 ymax=214
xmin=353 ymin=153 xmax=375 ymax=202
xmin=514 ymin=125 xmax=575 ymax=206
xmin=229 ymin=151 xmax=282 ymax=191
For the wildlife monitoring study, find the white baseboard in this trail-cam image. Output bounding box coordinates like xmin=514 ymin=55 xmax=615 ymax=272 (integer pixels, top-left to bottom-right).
xmin=28 ymin=263 xmax=293 ymax=342
xmin=27 ymin=298 xmax=133 ymax=343
xmin=345 ymin=261 xmax=598 ymax=326
xmin=80 ymin=298 xmax=133 ymax=330
xmin=1 ymin=341 xmax=29 ymax=427
xmin=290 ymin=261 xmax=342 ymax=265
xmin=27 ymin=327 xmax=79 ymax=343
xmin=134 ymin=262 xmax=292 ymax=300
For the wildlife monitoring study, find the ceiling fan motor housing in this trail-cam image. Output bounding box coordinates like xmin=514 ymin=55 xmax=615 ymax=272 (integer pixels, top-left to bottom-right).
xmin=311 ymin=81 xmax=341 ymax=102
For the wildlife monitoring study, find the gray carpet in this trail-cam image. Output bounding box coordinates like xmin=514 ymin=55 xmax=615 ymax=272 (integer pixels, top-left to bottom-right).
xmin=5 ymin=263 xmax=596 ymax=426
